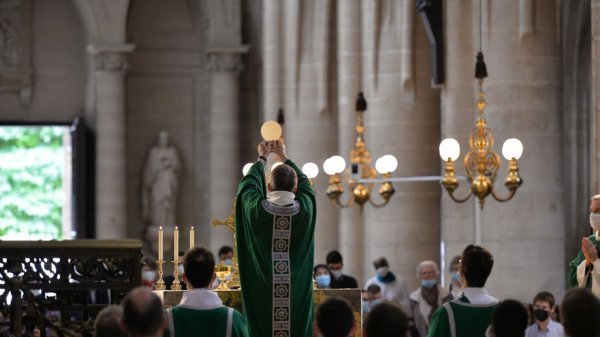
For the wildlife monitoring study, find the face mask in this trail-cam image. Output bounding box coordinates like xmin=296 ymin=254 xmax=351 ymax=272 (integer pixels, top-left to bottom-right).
xmin=533 ymin=309 xmax=550 ymax=322
xmin=142 ymin=270 xmax=156 ymax=282
xmin=451 ymin=272 xmax=461 ymax=283
xmin=590 ymin=213 xmax=600 ymax=231
xmin=371 ymin=299 xmax=382 ymax=307
xmin=315 ymin=274 xmax=331 ymax=288
xmin=178 ymin=265 xmax=185 ymax=275
xmin=376 ymin=267 xmax=389 ymax=277
xmin=224 ymin=258 xmax=234 ymax=267
xmin=421 ymin=279 xmax=437 ymax=288
xmin=331 ymin=269 xmax=342 ymax=279
xmin=362 ymin=300 xmax=370 ymax=313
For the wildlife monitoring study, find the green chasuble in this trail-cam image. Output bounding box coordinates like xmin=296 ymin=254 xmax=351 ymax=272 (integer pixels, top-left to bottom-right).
xmin=427 ymin=295 xmax=497 ymax=337
xmin=568 ymin=234 xmax=596 ymax=288
xmin=236 ymin=159 xmax=316 ymax=337
xmin=165 ymin=306 xmax=249 ymax=337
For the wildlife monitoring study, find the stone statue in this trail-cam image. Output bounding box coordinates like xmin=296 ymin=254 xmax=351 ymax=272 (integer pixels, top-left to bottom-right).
xmin=142 ymin=131 xmax=181 ymax=255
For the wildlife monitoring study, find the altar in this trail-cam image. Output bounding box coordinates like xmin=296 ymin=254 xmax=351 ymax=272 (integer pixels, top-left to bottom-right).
xmin=155 ymin=289 xmax=363 ymax=337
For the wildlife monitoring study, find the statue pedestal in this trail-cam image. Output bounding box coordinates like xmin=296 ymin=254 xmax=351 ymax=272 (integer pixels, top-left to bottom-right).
xmin=154 ymin=288 xmax=363 ymax=337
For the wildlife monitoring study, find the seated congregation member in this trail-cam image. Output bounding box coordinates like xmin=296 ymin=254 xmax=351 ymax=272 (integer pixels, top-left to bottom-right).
xmin=364 ymin=302 xmax=410 ymax=337
xmin=362 ymin=284 xmax=383 ymax=314
xmin=314 ymin=264 xmax=334 ymax=289
xmin=365 ymin=257 xmax=410 ymax=313
xmin=561 ymin=288 xmax=600 ymax=337
xmin=525 ymin=292 xmax=564 ymax=337
xmin=410 ymin=261 xmax=447 ymax=337
xmin=489 ymin=300 xmax=529 ymax=337
xmin=441 ymin=256 xmax=462 ymax=303
xmin=141 ymin=258 xmax=157 ymax=290
xmin=427 ymin=245 xmax=499 ymax=337
xmin=326 ymin=250 xmax=359 ymax=289
xmin=315 ymin=297 xmax=356 ymax=337
xmin=165 ymin=247 xmax=249 ymax=337
xmin=121 ymin=287 xmax=165 ymax=337
xmin=94 ymin=305 xmax=126 ymax=337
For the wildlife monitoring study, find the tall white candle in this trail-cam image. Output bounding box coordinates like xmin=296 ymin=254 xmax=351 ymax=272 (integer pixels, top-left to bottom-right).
xmin=190 ymin=226 xmax=195 ymax=249
xmin=174 ymin=226 xmax=179 ymax=262
xmin=158 ymin=226 xmax=163 ymax=261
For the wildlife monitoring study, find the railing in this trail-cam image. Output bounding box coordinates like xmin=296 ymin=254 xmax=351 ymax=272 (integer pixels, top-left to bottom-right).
xmin=0 ymin=240 xmax=143 ymax=337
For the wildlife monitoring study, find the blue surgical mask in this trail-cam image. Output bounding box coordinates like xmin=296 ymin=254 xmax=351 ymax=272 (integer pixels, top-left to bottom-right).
xmin=362 ymin=300 xmax=370 ymax=313
xmin=451 ymin=272 xmax=461 ymax=282
xmin=315 ymin=274 xmax=331 ymax=288
xmin=224 ymin=258 xmax=234 ymax=267
xmin=421 ymin=279 xmax=437 ymax=288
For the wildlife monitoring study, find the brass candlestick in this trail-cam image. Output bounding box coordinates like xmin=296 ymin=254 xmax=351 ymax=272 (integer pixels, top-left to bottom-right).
xmin=155 ymin=260 xmax=166 ymax=290
xmin=171 ymin=259 xmax=182 ymax=290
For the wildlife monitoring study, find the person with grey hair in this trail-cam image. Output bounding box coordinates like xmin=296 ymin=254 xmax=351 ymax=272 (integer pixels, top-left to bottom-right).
xmin=94 ymin=305 xmax=126 ymax=337
xmin=568 ymin=194 xmax=600 ymax=296
xmin=409 ymin=260 xmax=447 ymax=337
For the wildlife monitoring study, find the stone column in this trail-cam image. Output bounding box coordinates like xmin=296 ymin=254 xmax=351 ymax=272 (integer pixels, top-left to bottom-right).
xmin=207 ymin=47 xmax=248 ymax=254
xmin=593 ymin=0 xmax=600 ymax=194
xmin=363 ymin=0 xmax=441 ymax=292
xmin=88 ymin=43 xmax=134 ymax=239
xmin=337 ymin=0 xmax=365 ymax=284
xmin=263 ymin=0 xmax=283 ymax=120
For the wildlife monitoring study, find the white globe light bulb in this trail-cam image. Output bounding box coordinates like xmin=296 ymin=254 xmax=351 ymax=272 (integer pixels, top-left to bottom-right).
xmin=502 ymin=138 xmax=523 ymax=160
xmin=302 ymin=162 xmax=319 ymax=178
xmin=439 ymin=138 xmax=460 ymax=161
xmin=242 ymin=163 xmax=253 ymax=176
xmin=323 ymin=157 xmax=336 ymax=175
xmin=271 ymin=161 xmax=283 ymax=171
xmin=330 ymin=155 xmax=346 ymax=174
xmin=376 ymin=155 xmax=398 ymax=174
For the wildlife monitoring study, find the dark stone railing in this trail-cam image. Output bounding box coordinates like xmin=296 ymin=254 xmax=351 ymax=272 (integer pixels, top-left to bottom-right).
xmin=0 ymin=240 xmax=143 ymax=337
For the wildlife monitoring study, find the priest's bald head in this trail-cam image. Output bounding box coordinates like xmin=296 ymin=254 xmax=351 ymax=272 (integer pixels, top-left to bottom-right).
xmin=269 ymin=164 xmax=298 ymax=193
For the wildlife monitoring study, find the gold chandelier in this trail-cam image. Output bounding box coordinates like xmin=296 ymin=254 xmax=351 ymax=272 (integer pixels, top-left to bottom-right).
xmin=322 ymin=93 xmax=397 ymax=209
xmin=439 ymin=52 xmax=523 ymax=208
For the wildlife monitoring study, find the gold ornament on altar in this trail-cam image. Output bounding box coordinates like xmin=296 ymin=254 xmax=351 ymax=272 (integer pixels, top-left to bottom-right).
xmin=211 ymin=198 xmax=241 ymax=290
xmin=214 ymin=261 xmax=233 ymax=290
xmin=154 ymin=225 xmax=196 ymax=291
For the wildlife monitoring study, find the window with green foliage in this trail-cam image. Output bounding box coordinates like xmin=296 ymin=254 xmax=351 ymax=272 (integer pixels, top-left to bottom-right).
xmin=0 ymin=126 xmax=69 ymax=240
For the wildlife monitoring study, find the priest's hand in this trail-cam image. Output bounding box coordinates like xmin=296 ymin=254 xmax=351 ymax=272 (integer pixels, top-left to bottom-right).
xmin=582 ymin=237 xmax=598 ymax=265
xmin=257 ymin=141 xmax=270 ymax=157
xmin=272 ymin=139 xmax=288 ymax=161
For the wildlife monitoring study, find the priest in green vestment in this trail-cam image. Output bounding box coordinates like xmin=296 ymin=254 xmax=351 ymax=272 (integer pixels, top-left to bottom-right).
xmin=236 ymin=140 xmax=316 ymax=337
xmin=427 ymin=245 xmax=499 ymax=337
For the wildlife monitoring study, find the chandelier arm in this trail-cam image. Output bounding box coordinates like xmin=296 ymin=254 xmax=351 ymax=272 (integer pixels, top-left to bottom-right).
xmin=330 ymin=193 xmax=353 ymax=208
xmin=444 ymin=187 xmax=473 ymax=203
xmin=367 ymin=197 xmax=391 ymax=209
xmin=490 ymin=187 xmax=517 ymax=202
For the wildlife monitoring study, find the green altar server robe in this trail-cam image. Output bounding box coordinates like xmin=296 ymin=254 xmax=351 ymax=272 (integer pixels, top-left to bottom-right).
xmin=568 ymin=234 xmax=596 ymax=289
xmin=236 ymin=159 xmax=316 ymax=337
xmin=427 ymin=295 xmax=497 ymax=337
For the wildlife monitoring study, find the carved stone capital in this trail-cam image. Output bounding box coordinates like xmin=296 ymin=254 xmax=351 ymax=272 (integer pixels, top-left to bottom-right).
xmin=206 ymin=45 xmax=249 ymax=73
xmin=87 ymin=43 xmax=135 ymax=71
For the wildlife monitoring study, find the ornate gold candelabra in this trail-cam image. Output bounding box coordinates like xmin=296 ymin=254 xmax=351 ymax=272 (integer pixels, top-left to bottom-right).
xmin=439 ymin=53 xmax=523 ymax=208
xmin=171 ymin=259 xmax=182 ymax=290
xmin=323 ymin=92 xmax=397 ymax=209
xmin=155 ymin=260 xmax=166 ymax=290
